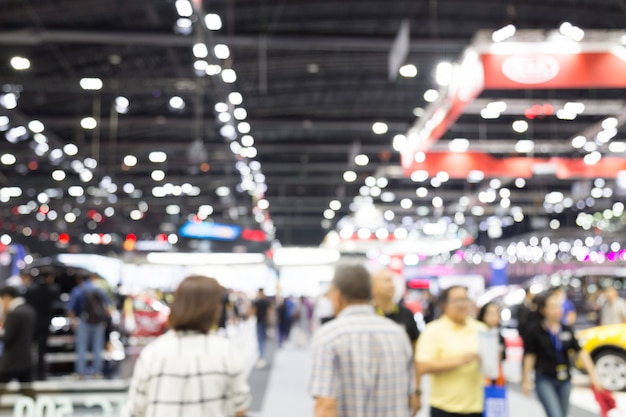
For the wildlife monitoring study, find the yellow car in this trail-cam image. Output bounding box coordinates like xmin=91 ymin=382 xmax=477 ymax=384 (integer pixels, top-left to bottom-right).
xmin=576 ymin=324 xmax=626 ymax=391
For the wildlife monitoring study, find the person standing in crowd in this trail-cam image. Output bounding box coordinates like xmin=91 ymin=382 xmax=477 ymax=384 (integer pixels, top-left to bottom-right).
xmin=372 ymin=269 xmax=420 ymax=348
xmin=372 ymin=268 xmax=421 ymax=414
xmin=313 ymin=290 xmax=334 ymax=328
xmin=123 ymin=276 xmax=251 ymax=417
xmin=477 ymin=302 xmax=506 ymax=360
xmin=310 ymin=264 xmax=416 ymax=417
xmin=599 ymin=286 xmax=626 ymax=326
xmin=522 ymin=288 xmax=602 ymax=417
xmin=293 ymin=296 xmax=313 ymax=347
xmin=477 ymin=302 xmax=506 ymax=384
xmin=250 ymin=288 xmax=270 ymax=369
xmin=0 ymin=286 xmax=37 ymax=386
xmin=554 ymin=287 xmax=576 ymax=326
xmin=416 ymin=286 xmax=486 ymax=417
xmin=67 ymin=273 xmax=112 ymax=379
xmin=516 ymin=286 xmax=535 ymax=349
xmin=22 ymin=269 xmax=60 ymax=380
xmin=277 ymin=296 xmax=295 ymax=347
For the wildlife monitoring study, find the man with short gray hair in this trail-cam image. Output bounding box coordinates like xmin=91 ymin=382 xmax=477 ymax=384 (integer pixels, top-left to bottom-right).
xmin=310 ymin=264 xmax=416 ymax=417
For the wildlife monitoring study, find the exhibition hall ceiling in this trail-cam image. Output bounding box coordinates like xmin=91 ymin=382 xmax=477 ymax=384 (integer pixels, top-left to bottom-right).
xmin=1 ymin=0 xmax=626 ymax=255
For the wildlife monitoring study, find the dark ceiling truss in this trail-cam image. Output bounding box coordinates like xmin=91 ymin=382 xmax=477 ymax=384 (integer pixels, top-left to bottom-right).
xmin=1 ymin=0 xmax=626 ymax=253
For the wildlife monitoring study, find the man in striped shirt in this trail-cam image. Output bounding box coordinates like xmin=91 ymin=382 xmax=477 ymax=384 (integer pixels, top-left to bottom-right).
xmin=310 ymin=264 xmax=416 ymax=417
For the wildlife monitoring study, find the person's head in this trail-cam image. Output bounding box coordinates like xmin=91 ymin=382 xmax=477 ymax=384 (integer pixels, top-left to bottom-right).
xmin=328 ymin=264 xmax=371 ymax=315
xmin=534 ymin=288 xmax=563 ymax=324
xmin=20 ymin=270 xmax=33 ymax=285
xmin=605 ymin=286 xmax=619 ymax=302
xmin=168 ymin=275 xmax=223 ymax=333
xmin=371 ymin=268 xmax=395 ymax=303
xmin=0 ymin=286 xmax=19 ymax=310
xmin=257 ymin=288 xmax=265 ymax=299
xmin=440 ymin=286 xmax=471 ymax=324
xmin=477 ymin=302 xmax=501 ymax=328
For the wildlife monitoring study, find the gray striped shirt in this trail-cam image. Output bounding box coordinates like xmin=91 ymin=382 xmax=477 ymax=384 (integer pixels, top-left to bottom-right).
xmin=310 ymin=304 xmax=415 ymax=417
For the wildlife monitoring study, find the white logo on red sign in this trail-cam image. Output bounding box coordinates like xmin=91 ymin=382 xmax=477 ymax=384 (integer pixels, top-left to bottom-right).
xmin=501 ymin=55 xmax=560 ymax=85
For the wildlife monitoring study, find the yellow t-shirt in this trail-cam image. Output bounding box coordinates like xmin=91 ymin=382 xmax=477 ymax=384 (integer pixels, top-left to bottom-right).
xmin=416 ymin=316 xmax=487 ymax=413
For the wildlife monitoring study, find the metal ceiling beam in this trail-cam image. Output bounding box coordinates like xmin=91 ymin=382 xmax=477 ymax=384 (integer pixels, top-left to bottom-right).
xmin=466 ymin=98 xmax=626 ymax=116
xmin=0 ymin=29 xmax=466 ymax=52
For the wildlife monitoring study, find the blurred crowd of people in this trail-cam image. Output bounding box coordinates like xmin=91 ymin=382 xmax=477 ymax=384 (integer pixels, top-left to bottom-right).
xmin=0 ymin=263 xmax=623 ymax=417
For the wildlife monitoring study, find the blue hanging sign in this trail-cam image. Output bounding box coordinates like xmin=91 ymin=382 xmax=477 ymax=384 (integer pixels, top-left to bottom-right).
xmin=179 ymin=221 xmax=242 ymax=241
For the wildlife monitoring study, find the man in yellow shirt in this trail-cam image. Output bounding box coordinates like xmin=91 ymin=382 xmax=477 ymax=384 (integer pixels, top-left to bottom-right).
xmin=416 ymin=286 xmax=486 ymax=417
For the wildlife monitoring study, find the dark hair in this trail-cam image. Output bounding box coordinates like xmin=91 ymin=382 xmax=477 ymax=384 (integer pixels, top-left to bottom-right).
xmin=0 ymin=286 xmax=19 ymax=299
xmin=168 ymin=275 xmax=223 ymax=333
xmin=477 ymin=302 xmax=499 ymax=323
xmin=439 ymin=285 xmax=468 ymax=304
xmin=532 ymin=287 xmax=559 ymax=319
xmin=332 ymin=264 xmax=371 ymax=302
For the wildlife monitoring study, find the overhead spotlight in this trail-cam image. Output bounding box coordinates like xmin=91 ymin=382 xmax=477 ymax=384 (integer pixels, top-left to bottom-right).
xmin=169 ymin=96 xmax=185 ymax=110
xmin=28 ymin=120 xmax=44 ymax=133
xmin=393 ymin=134 xmax=406 ymax=151
xmin=515 ymin=140 xmax=535 ymax=153
xmin=234 ymin=108 xmax=247 ymax=120
xmin=571 ymin=135 xmax=586 ymax=149
xmin=449 ymin=138 xmax=469 ymax=152
xmin=481 ymin=107 xmax=501 ymax=119
xmin=124 ymin=155 xmax=137 ymax=167
xmin=221 ymin=69 xmax=237 ymax=83
xmin=343 ymin=171 xmax=357 ymax=182
xmin=372 ymin=122 xmax=388 ymax=134
xmin=80 ymin=117 xmax=97 ymax=130
xmin=214 ymin=44 xmax=230 ymax=60
xmin=584 ymin=151 xmax=602 ymax=166
xmin=175 ymin=18 xmax=193 ymax=35
xmin=214 ymin=102 xmax=229 ymax=113
xmin=115 ymin=96 xmax=129 ymax=114
xmin=435 ymin=62 xmax=453 ymax=86
xmin=559 ymin=22 xmax=585 ymax=42
xmin=0 ymin=93 xmax=17 ymax=109
xmin=193 ymin=43 xmax=209 ymax=58
xmin=423 ymin=89 xmax=439 ymax=103
xmin=609 ymin=142 xmax=626 ymax=153
xmin=492 ymin=24 xmax=516 ymax=42
xmin=149 ymin=151 xmax=167 ymax=163
xmin=399 ymin=64 xmax=418 ymax=78
xmin=10 ymin=56 xmax=30 ymax=71
xmin=80 ymin=78 xmax=103 ymax=91
xmin=602 ymin=117 xmax=619 ymax=130
xmin=228 ymin=92 xmax=243 ymax=105
xmin=241 ymin=135 xmax=254 ymax=147
xmin=193 ymin=60 xmax=208 ymax=75
xmin=512 ymin=120 xmax=529 ymax=133
xmin=63 ymin=144 xmax=79 ymax=156
xmin=563 ymin=102 xmax=585 ymax=114
xmin=354 ymin=154 xmax=369 ymax=166
xmin=175 ymin=0 xmax=193 ymax=17
xmin=204 ymin=13 xmax=223 ymax=31
xmin=206 ymin=65 xmax=222 ymax=76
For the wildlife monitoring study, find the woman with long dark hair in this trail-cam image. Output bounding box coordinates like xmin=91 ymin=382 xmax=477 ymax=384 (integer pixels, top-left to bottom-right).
xmin=123 ymin=275 xmax=251 ymax=417
xmin=521 ymin=288 xmax=601 ymax=417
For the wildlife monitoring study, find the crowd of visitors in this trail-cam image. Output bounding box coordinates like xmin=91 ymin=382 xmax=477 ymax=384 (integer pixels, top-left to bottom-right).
xmin=0 ymin=263 xmax=622 ymax=417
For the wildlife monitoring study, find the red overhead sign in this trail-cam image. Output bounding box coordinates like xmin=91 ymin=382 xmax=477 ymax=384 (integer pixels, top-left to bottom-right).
xmin=401 ymin=31 xmax=626 ymax=177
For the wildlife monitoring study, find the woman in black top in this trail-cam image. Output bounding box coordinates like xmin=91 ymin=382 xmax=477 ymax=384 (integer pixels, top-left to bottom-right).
xmin=521 ymin=289 xmax=602 ymax=417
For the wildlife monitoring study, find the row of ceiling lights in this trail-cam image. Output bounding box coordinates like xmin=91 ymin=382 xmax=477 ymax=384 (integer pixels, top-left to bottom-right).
xmin=173 ymin=0 xmax=274 ymax=236
xmin=0 ymin=2 xmax=273 ymax=247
